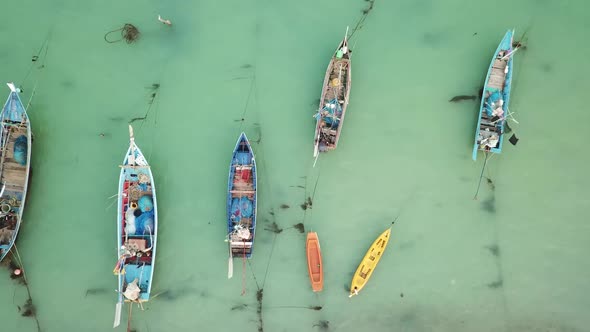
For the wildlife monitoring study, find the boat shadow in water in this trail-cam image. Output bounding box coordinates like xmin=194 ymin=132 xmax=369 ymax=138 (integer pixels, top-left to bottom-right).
xmin=449 ymin=87 xmax=483 ymax=103
xmin=152 ymin=287 xmax=203 ymax=301
xmin=84 ymin=287 xmax=110 ymax=297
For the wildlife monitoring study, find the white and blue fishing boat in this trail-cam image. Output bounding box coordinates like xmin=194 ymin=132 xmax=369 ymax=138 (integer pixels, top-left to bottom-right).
xmin=113 ymin=125 xmax=158 ymax=328
xmin=313 ymin=27 xmax=352 ymax=163
xmin=226 ymin=132 xmax=257 ymax=279
xmin=0 ymin=83 xmax=32 ymax=262
xmin=473 ymin=30 xmax=516 ymax=160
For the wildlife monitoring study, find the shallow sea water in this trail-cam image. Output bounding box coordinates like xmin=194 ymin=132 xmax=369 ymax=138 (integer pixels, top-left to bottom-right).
xmin=0 ymin=0 xmax=589 ymax=331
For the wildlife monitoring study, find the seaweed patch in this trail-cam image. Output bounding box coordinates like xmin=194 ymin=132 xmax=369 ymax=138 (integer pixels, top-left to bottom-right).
xmin=484 ymin=177 xmax=495 ymax=191
xmin=264 ymin=222 xmax=282 ymax=234
xmin=129 ymin=83 xmax=160 ymax=124
xmin=231 ymin=303 xmax=249 ymax=311
xmin=313 ymin=320 xmax=330 ymax=331
xmin=267 ymin=305 xmax=322 ymax=311
xmin=293 ymin=223 xmax=305 ymax=233
xmin=481 ymin=196 xmax=496 ymax=214
xmin=361 ymin=0 xmax=375 ymax=14
xmin=300 ymin=197 xmax=313 ymax=210
xmin=485 ymin=244 xmax=500 ymax=257
xmin=487 ymin=278 xmax=503 ymax=289
xmin=256 ymin=289 xmax=264 ymax=332
xmin=2 ymin=250 xmax=42 ymax=332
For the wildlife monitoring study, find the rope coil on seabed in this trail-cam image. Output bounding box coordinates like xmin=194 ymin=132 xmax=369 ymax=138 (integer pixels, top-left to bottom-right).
xmin=104 ymin=24 xmax=141 ymax=44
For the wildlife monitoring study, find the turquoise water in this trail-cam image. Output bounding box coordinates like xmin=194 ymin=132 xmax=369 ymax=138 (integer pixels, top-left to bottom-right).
xmin=1 ymin=0 xmax=589 ymax=331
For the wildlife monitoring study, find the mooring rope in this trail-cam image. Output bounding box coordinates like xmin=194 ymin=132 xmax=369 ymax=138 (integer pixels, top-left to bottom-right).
xmin=104 ymin=24 xmax=141 ymax=44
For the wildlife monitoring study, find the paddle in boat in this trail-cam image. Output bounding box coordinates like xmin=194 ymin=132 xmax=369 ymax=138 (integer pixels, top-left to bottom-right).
xmin=0 ymin=83 xmax=32 ymax=262
xmin=473 ymin=29 xmax=516 ymax=161
xmin=113 ymin=125 xmax=158 ymax=328
xmin=306 ymin=231 xmax=323 ymax=292
xmin=313 ymin=27 xmax=352 ymax=165
xmin=349 ymin=223 xmax=394 ymax=298
xmin=227 ymin=132 xmax=257 ymax=279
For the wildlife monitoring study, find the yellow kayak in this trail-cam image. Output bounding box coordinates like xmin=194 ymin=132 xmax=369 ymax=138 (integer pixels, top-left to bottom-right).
xmin=349 ymin=224 xmax=393 ymax=297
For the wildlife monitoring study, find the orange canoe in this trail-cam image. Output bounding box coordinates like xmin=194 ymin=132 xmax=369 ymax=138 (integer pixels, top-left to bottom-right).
xmin=306 ymin=232 xmax=323 ymax=292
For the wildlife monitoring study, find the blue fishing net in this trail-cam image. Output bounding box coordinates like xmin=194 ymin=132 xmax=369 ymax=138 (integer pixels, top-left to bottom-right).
xmin=235 ymin=152 xmax=251 ymax=165
xmin=240 ymin=197 xmax=253 ymax=218
xmin=13 ymin=135 xmax=27 ymax=165
xmin=135 ymin=211 xmax=155 ymax=235
xmin=322 ymin=98 xmax=341 ymax=126
xmin=231 ymin=197 xmax=253 ymax=219
xmin=485 ymin=89 xmax=502 ymax=117
xmin=231 ymin=198 xmax=241 ymax=217
xmin=138 ymin=195 xmax=153 ymax=212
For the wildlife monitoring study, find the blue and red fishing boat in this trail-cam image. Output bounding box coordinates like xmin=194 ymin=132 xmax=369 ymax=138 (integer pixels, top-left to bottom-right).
xmin=226 ymin=132 xmax=257 ymax=279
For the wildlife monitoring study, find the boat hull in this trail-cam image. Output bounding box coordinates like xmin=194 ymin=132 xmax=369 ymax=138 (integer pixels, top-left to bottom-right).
xmin=349 ymin=227 xmax=392 ymax=297
xmin=473 ymin=30 xmax=515 ymax=160
xmin=115 ymin=126 xmax=158 ymax=304
xmin=313 ymin=35 xmax=352 ymax=157
xmin=306 ymin=232 xmax=323 ymax=292
xmin=0 ymin=83 xmax=32 ymax=262
xmin=227 ymin=132 xmax=257 ymax=258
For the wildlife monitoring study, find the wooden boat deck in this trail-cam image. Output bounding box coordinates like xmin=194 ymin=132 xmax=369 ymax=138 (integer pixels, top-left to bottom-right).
xmin=488 ymin=58 xmax=508 ymax=90
xmin=316 ymin=56 xmax=351 ymax=153
xmin=0 ymin=122 xmax=28 ymax=255
xmin=477 ymin=57 xmax=508 ymax=141
xmin=0 ymin=125 xmax=28 ymax=192
xmin=323 ymin=59 xmax=349 ymax=102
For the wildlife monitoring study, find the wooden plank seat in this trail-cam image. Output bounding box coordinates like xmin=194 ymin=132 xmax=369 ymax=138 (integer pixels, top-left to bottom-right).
xmin=232 ymin=217 xmax=252 ymax=226
xmin=230 ymin=241 xmax=252 ymax=247
xmin=119 ymin=165 xmax=150 ymax=169
xmin=231 ymin=193 xmax=254 ymax=198
xmin=492 ymin=59 xmax=507 ymax=69
xmin=232 ymin=180 xmax=253 ymax=188
xmin=230 ymin=190 xmax=255 ymax=194
xmin=321 ymin=128 xmax=337 ymax=135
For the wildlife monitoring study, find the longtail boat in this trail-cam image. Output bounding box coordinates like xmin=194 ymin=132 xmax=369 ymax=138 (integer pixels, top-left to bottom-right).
xmin=313 ymin=27 xmax=352 ymax=162
xmin=349 ymin=224 xmax=393 ymax=298
xmin=306 ymin=232 xmax=323 ymax=292
xmin=227 ymin=132 xmax=257 ymax=279
xmin=473 ymin=30 xmax=515 ymax=160
xmin=113 ymin=125 xmax=158 ymax=328
xmin=0 ymin=83 xmax=32 ymax=262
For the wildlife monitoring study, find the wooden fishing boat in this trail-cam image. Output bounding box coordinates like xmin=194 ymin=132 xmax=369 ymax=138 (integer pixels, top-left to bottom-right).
xmin=113 ymin=125 xmax=158 ymax=328
xmin=0 ymin=83 xmax=32 ymax=262
xmin=306 ymin=232 xmax=323 ymax=292
xmin=473 ymin=30 xmax=515 ymax=161
xmin=349 ymin=224 xmax=393 ymax=298
xmin=313 ymin=27 xmax=352 ymax=161
xmin=227 ymin=132 xmax=257 ymax=279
